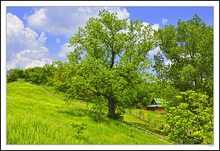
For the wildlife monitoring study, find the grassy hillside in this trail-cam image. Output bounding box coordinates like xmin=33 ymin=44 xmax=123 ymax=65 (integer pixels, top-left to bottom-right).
xmin=7 ymin=81 xmax=168 ymax=144
xmin=127 ymin=108 xmax=167 ymax=124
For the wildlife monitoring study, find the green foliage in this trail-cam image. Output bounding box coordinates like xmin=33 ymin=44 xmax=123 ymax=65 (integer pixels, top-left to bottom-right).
xmin=165 ymin=90 xmax=213 ymax=144
xmin=153 ymin=14 xmax=213 ymax=144
xmin=7 ymin=69 xmax=25 ymax=83
xmin=154 ymin=14 xmax=213 ymax=97
xmin=50 ymin=61 xmax=71 ymax=92
xmin=43 ymin=63 xmax=57 ymax=86
xmin=135 ymin=81 xmax=157 ymax=107
xmin=24 ymin=67 xmax=48 ymax=84
xmin=65 ymin=9 xmax=156 ymax=118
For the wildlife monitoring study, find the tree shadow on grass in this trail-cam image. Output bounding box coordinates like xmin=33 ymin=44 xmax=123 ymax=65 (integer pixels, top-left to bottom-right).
xmin=58 ymin=108 xmax=88 ymax=117
xmin=89 ymin=113 xmax=108 ymax=123
xmin=58 ymin=107 xmax=114 ymax=124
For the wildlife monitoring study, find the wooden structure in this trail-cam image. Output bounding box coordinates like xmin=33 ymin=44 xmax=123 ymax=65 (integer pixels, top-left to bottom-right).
xmin=147 ymin=98 xmax=165 ymax=113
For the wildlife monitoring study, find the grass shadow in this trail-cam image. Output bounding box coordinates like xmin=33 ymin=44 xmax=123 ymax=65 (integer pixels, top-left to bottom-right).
xmin=58 ymin=108 xmax=88 ymax=117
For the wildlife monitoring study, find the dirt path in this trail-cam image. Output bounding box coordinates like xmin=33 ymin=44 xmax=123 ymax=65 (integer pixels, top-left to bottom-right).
xmin=30 ymin=83 xmax=63 ymax=100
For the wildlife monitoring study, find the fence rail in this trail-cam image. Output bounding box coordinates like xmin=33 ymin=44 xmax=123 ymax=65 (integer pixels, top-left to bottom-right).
xmin=124 ymin=109 xmax=194 ymax=137
xmin=120 ymin=120 xmax=174 ymax=144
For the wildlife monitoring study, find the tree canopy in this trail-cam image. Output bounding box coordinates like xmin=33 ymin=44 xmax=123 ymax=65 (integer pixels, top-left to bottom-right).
xmin=154 ymin=14 xmax=213 ymax=144
xmin=65 ymin=10 xmax=157 ymax=118
xmin=154 ymin=14 xmax=213 ymax=97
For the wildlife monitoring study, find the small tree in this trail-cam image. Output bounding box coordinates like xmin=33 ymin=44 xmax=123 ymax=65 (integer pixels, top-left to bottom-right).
xmin=70 ymin=122 xmax=87 ymax=141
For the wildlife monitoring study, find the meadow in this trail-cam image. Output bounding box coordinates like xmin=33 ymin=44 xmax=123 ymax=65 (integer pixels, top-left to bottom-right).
xmin=127 ymin=108 xmax=167 ymax=124
xmin=7 ymin=81 xmax=168 ymax=144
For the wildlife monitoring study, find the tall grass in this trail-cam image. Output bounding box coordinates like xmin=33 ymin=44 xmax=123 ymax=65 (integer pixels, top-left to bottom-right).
xmin=7 ymin=81 xmax=168 ymax=144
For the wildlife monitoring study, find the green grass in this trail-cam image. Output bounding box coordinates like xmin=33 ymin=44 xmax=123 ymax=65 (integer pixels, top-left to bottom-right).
xmin=7 ymin=81 xmax=168 ymax=144
xmin=40 ymin=84 xmax=66 ymax=98
xmin=128 ymin=108 xmax=167 ymax=124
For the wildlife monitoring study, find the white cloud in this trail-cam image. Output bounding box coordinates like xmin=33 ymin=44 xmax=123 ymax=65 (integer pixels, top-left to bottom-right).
xmin=27 ymin=8 xmax=47 ymax=28
xmin=148 ymin=46 xmax=161 ymax=56
xmin=114 ymin=7 xmax=130 ymax=19
xmin=58 ymin=43 xmax=76 ymax=58
xmin=25 ymin=58 xmax=53 ymax=69
xmin=151 ymin=23 xmax=160 ymax=31
xmin=162 ymin=18 xmax=168 ymax=25
xmin=26 ymin=7 xmax=130 ymax=37
xmin=7 ymin=13 xmax=52 ymax=70
xmin=55 ymin=38 xmax=60 ymax=43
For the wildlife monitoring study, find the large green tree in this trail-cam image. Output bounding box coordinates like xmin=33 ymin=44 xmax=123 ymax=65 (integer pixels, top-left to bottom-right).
xmin=65 ymin=10 xmax=156 ymax=118
xmin=154 ymin=14 xmax=213 ymax=97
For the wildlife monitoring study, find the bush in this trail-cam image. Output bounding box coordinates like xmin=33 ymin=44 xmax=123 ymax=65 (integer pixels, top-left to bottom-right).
xmin=7 ymin=69 xmax=25 ymax=83
xmin=165 ymin=90 xmax=213 ymax=144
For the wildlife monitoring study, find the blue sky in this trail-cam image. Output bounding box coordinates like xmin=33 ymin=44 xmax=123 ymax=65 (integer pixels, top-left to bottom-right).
xmin=6 ymin=6 xmax=213 ymax=74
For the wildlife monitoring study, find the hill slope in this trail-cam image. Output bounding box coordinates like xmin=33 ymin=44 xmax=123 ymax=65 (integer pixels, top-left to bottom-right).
xmin=7 ymin=81 xmax=168 ymax=144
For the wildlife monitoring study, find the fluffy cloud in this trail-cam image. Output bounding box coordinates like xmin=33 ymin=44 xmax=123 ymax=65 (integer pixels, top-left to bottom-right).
xmin=114 ymin=7 xmax=130 ymax=19
xmin=162 ymin=18 xmax=168 ymax=25
xmin=26 ymin=7 xmax=130 ymax=37
xmin=25 ymin=58 xmax=53 ymax=69
xmin=7 ymin=13 xmax=52 ymax=70
xmin=58 ymin=43 xmax=76 ymax=58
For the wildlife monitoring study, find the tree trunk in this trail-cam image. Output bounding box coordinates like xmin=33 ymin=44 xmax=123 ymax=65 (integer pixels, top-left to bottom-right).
xmin=108 ymin=97 xmax=116 ymax=118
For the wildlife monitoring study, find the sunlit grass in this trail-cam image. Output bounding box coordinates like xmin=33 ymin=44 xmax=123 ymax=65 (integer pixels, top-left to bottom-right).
xmin=129 ymin=108 xmax=167 ymax=124
xmin=7 ymin=81 xmax=168 ymax=144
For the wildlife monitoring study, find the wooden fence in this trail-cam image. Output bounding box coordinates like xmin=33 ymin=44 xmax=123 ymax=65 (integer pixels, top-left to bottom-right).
xmin=120 ymin=120 xmax=174 ymax=144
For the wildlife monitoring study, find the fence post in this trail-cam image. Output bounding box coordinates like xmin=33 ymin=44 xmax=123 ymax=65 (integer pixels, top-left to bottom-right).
xmin=162 ymin=124 xmax=164 ymax=130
